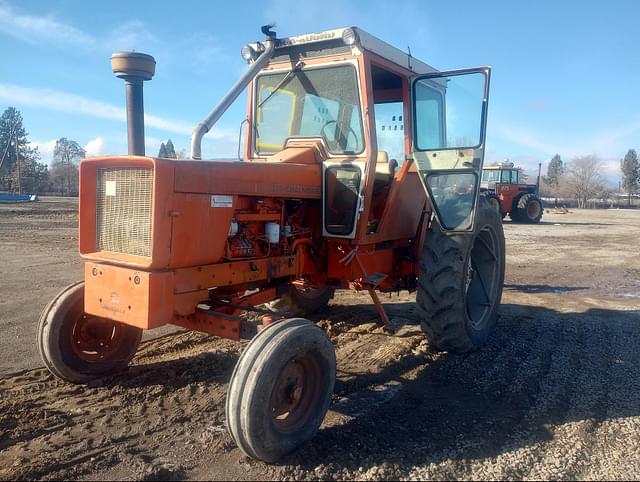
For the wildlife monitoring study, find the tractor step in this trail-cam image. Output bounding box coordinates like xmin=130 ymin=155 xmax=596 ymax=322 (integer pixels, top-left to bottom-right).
xmin=363 ymin=272 xmax=387 ymax=288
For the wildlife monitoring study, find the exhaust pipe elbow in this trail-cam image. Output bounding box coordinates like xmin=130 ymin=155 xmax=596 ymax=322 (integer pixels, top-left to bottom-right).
xmin=190 ymin=37 xmax=276 ymax=160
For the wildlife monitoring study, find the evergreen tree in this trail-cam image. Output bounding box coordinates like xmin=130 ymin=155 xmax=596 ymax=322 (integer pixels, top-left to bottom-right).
xmin=621 ymin=149 xmax=639 ymax=206
xmin=0 ymin=107 xmax=46 ymax=193
xmin=164 ymin=139 xmax=177 ymax=159
xmin=547 ymin=154 xmax=564 ymax=186
xmin=11 ymin=154 xmax=50 ymax=194
xmin=158 ymin=142 xmax=167 ymax=158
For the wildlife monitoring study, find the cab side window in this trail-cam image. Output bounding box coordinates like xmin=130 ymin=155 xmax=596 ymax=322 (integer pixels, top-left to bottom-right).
xmin=501 ymin=170 xmax=518 ymax=184
xmin=374 ymin=102 xmax=405 ymax=165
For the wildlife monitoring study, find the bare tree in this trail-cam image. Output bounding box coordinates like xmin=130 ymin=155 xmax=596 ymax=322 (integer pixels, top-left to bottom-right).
xmin=566 ymin=155 xmax=605 ymax=208
xmin=52 ymin=138 xmax=85 ymax=196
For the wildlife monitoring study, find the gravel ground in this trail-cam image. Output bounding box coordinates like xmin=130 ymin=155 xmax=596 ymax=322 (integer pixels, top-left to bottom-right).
xmin=0 ymin=199 xmax=639 ymax=480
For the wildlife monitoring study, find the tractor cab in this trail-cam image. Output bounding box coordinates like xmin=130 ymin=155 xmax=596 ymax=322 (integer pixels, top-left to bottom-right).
xmin=236 ymin=27 xmax=492 ymax=235
xmin=481 ymin=162 xmax=520 ymax=189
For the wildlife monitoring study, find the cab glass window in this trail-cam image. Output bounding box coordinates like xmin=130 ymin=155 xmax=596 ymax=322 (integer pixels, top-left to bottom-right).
xmin=325 ymin=165 xmax=361 ymax=235
xmin=482 ymin=169 xmax=500 ymax=183
xmin=414 ymin=72 xmax=485 ymax=150
xmin=501 ymin=169 xmax=518 ymax=184
xmin=374 ymin=102 xmax=405 ymax=165
xmin=426 ymin=172 xmax=477 ymax=230
xmin=255 ymin=65 xmax=364 ymax=155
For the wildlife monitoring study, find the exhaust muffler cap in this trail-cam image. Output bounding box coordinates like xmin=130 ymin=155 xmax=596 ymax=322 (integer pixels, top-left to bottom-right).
xmin=111 ymin=52 xmax=156 ymax=81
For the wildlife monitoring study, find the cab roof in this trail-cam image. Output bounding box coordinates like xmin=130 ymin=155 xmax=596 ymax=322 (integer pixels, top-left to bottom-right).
xmin=250 ymin=27 xmax=439 ymax=75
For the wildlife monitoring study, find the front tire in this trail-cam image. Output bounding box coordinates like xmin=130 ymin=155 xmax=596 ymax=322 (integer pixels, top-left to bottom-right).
xmin=226 ymin=318 xmax=336 ymax=462
xmin=516 ymin=193 xmax=544 ymax=223
xmin=37 ymin=282 xmax=142 ymax=384
xmin=417 ymin=198 xmax=505 ymax=353
xmin=483 ymin=192 xmax=504 ymax=218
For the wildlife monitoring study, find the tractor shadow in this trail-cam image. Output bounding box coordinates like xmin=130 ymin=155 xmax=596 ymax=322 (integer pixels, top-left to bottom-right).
xmin=276 ymin=301 xmax=640 ymax=472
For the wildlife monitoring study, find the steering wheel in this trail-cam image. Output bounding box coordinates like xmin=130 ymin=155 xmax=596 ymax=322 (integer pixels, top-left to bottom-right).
xmin=320 ymin=120 xmax=360 ymax=153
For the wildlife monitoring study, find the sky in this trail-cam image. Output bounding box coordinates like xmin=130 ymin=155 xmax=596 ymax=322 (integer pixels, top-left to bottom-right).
xmin=1 ymin=0 xmax=639 ymax=185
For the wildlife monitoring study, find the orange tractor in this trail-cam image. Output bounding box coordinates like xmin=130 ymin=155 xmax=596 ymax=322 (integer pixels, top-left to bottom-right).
xmin=480 ymin=161 xmax=544 ymax=223
xmin=38 ymin=26 xmax=505 ymax=462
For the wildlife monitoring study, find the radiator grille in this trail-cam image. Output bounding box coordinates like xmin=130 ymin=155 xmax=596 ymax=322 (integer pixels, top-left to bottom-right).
xmin=96 ymin=168 xmax=153 ymax=257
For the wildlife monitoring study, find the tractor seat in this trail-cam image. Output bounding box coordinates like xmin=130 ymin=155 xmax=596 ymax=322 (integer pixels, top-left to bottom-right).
xmin=373 ymin=151 xmax=396 ymax=195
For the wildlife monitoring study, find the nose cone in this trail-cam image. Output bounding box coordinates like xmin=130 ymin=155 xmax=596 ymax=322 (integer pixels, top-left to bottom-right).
xmin=111 ymin=52 xmax=156 ymax=81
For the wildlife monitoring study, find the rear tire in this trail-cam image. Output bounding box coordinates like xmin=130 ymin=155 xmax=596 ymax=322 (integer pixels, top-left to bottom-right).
xmin=37 ymin=282 xmax=142 ymax=384
xmin=226 ymin=318 xmax=335 ymax=462
xmin=516 ymin=193 xmax=543 ymax=223
xmin=416 ymin=198 xmax=505 ymax=353
xmin=267 ymin=282 xmax=333 ymax=317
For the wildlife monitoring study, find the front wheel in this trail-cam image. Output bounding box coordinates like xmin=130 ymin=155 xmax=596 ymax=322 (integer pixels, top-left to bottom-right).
xmin=417 ymin=198 xmax=505 ymax=353
xmin=226 ymin=318 xmax=336 ymax=462
xmin=37 ymin=282 xmax=142 ymax=384
xmin=483 ymin=192 xmax=504 ymax=218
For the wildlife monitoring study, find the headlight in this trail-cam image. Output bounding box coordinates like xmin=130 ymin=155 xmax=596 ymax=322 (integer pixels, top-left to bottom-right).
xmin=342 ymin=27 xmax=359 ymax=46
xmin=241 ymin=45 xmax=257 ymax=62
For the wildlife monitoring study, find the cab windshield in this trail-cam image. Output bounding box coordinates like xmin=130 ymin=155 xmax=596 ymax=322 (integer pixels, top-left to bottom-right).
xmin=254 ymin=64 xmax=364 ymax=155
xmin=481 ymin=169 xmax=501 ymax=182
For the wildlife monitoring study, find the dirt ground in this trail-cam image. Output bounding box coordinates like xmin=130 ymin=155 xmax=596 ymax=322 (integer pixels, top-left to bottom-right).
xmin=1 ymin=198 xmax=639 ymax=480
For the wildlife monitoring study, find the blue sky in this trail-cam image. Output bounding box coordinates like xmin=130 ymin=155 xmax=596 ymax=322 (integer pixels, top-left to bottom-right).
xmin=1 ymin=0 xmax=639 ymax=184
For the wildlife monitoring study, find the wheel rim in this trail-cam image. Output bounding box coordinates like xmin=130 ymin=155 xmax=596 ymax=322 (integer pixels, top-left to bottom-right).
xmin=465 ymin=225 xmax=500 ymax=329
xmin=270 ymin=355 xmax=323 ymax=433
xmin=70 ymin=314 xmax=127 ymax=363
xmin=527 ymin=200 xmax=541 ymax=220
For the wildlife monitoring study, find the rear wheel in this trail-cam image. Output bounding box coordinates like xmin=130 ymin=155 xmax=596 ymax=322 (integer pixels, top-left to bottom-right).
xmin=37 ymin=282 xmax=142 ymax=384
xmin=226 ymin=318 xmax=335 ymax=462
xmin=267 ymin=281 xmax=333 ymax=317
xmin=516 ymin=193 xmax=543 ymax=223
xmin=416 ymin=198 xmax=505 ymax=353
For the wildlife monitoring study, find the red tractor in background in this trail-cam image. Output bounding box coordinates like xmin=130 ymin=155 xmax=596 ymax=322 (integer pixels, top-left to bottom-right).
xmin=481 ymin=162 xmax=544 ymax=223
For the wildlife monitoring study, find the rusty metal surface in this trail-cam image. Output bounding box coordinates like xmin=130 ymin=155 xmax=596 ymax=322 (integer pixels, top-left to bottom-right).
xmin=173 ymin=255 xmax=301 ymax=294
xmin=172 ymin=309 xmax=242 ymax=341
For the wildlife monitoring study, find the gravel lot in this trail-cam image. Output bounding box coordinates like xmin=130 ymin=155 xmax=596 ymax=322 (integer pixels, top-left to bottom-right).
xmin=1 ymin=198 xmax=639 ymax=480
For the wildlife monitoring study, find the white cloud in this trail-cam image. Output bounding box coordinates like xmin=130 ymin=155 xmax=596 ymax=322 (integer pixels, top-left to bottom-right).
xmin=0 ymin=82 xmax=232 ymax=139
xmin=29 ymin=139 xmax=57 ymax=164
xmin=84 ymin=136 xmax=106 ymax=157
xmin=105 ymin=20 xmax=159 ymax=52
xmin=0 ymin=1 xmax=96 ymax=47
xmin=491 ymin=117 xmax=640 ymax=164
xmin=2 ymin=81 xmax=238 ymax=160
xmin=490 ymin=122 xmax=564 ymax=157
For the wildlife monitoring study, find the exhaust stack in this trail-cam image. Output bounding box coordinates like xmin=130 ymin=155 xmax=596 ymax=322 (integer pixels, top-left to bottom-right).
xmin=190 ymin=26 xmax=277 ymax=160
xmin=111 ymin=52 xmax=156 ymax=156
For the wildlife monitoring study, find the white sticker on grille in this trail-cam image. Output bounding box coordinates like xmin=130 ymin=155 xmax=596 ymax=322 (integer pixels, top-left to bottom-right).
xmin=105 ymin=180 xmax=116 ymax=196
xmin=211 ymin=195 xmax=233 ymax=208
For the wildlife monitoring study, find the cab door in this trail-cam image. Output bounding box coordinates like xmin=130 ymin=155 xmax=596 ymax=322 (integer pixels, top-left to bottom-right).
xmin=410 ymin=67 xmax=491 ymax=232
